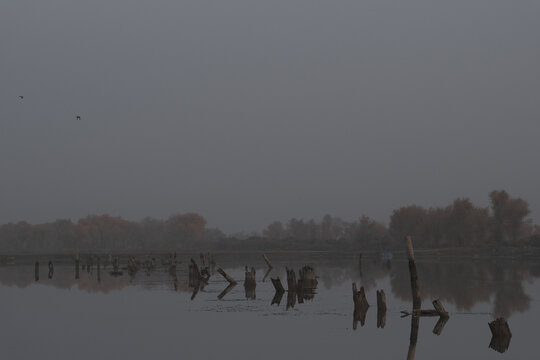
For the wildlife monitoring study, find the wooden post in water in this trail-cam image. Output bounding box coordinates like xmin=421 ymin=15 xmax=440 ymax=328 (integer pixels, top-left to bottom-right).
xmin=352 ymin=283 xmax=369 ymax=329
xmin=406 ymin=236 xmax=421 ymax=311
xmin=35 ymin=261 xmax=39 ymax=281
xmin=189 ymin=258 xmax=202 ymax=288
xmin=286 ymin=267 xmax=297 ymax=292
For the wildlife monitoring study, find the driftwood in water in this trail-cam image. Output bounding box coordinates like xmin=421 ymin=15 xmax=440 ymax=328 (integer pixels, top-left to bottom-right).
xmin=48 ymin=261 xmax=54 ymax=279
xmin=244 ymin=266 xmax=256 ymax=300
xmin=35 ymin=261 xmax=39 ymax=281
xmin=262 ymin=254 xmax=273 ymax=269
xmin=489 ymin=318 xmax=512 ymax=353
xmin=217 ymin=268 xmax=237 ymax=285
xmin=400 ymin=299 xmax=449 ymax=318
xmin=352 ymin=283 xmax=369 ymax=329
xmin=286 ymin=268 xmax=297 ymax=292
xmin=377 ymin=290 xmax=387 ymax=328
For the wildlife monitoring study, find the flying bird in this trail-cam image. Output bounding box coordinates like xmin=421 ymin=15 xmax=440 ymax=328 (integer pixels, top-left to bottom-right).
xmin=76 ymin=115 xmax=81 ymax=120
xmin=18 ymin=95 xmax=24 ymax=100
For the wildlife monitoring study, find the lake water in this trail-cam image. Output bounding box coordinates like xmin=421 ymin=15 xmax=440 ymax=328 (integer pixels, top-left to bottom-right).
xmin=0 ymin=252 xmax=538 ymax=359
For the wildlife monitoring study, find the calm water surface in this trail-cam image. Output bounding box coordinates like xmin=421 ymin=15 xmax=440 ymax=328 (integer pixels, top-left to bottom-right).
xmin=1 ymin=252 xmax=538 ymax=359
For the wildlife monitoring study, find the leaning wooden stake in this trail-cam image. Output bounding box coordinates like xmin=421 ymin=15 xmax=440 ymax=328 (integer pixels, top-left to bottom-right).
xmin=271 ymin=277 xmax=285 ymax=293
xmin=217 ymin=268 xmax=237 ymax=285
xmin=262 ymin=254 xmax=273 ymax=269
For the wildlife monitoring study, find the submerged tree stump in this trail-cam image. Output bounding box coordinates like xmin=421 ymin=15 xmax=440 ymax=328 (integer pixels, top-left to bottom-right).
xmin=489 ymin=318 xmax=512 ymax=353
xmin=352 ymin=283 xmax=369 ymax=329
xmin=377 ymin=290 xmax=387 ymax=328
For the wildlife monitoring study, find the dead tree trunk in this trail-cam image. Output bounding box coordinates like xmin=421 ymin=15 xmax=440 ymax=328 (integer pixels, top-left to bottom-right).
xmin=489 ymin=318 xmax=512 ymax=353
xmin=217 ymin=268 xmax=237 ymax=285
xmin=352 ymin=283 xmax=369 ymax=329
xmin=377 ymin=290 xmax=387 ymax=328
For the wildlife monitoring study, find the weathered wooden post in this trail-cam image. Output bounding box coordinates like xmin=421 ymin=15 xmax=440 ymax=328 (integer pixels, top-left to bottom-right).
xmin=48 ymin=261 xmax=54 ymax=279
xmin=244 ymin=266 xmax=256 ymax=300
xmin=217 ymin=283 xmax=236 ymax=300
xmin=489 ymin=317 xmax=512 ymax=353
xmin=298 ymin=265 xmax=318 ymax=300
xmin=377 ymin=290 xmax=387 ymax=328
xmin=406 ymin=236 xmax=421 ymax=311
xmin=352 ymin=283 xmax=369 ymax=329
xmin=35 ymin=261 xmax=39 ymax=281
xmin=271 ymin=277 xmax=285 ymax=305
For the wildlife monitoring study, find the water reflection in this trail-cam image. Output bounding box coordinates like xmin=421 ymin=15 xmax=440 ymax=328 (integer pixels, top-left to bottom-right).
xmin=0 ymin=253 xmax=538 ymax=321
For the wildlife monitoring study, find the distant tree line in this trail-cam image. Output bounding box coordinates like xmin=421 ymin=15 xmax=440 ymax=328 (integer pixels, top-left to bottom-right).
xmin=0 ymin=190 xmax=538 ymax=252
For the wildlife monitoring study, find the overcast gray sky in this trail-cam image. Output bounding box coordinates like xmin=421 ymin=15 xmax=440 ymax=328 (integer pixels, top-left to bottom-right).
xmin=1 ymin=0 xmax=539 ymax=233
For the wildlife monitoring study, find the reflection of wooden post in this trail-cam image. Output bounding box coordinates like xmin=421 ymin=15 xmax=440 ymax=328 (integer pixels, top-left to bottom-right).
xmin=406 ymin=236 xmax=421 ymax=311
xmin=200 ymin=253 xmax=206 ymax=268
xmin=358 ymin=253 xmax=363 ymax=278
xmin=189 ymin=258 xmax=201 ymax=288
xmin=407 ymin=315 xmax=419 ymax=360
xmin=489 ymin=318 xmax=512 ymax=353
xmin=271 ymin=277 xmax=285 ymax=293
xmin=217 ymin=283 xmax=236 ymax=300
xmin=217 ymin=268 xmax=237 ymax=285
xmin=35 ymin=261 xmax=39 ymax=281
xmin=377 ymin=290 xmax=387 ymax=328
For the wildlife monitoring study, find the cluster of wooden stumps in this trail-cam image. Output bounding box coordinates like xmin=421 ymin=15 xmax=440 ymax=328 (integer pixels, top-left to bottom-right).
xmin=268 ymin=265 xmax=318 ymax=309
xmin=351 ymin=284 xmax=387 ymax=329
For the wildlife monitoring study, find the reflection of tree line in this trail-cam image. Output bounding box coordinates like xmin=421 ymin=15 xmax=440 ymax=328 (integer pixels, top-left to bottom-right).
xmin=0 ymin=255 xmax=537 ymax=318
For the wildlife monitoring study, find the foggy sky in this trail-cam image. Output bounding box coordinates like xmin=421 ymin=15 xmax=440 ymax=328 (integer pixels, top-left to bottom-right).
xmin=1 ymin=0 xmax=539 ymax=233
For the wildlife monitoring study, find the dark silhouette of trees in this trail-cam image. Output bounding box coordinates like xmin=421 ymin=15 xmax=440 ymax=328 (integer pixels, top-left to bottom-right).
xmin=489 ymin=190 xmax=530 ymax=244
